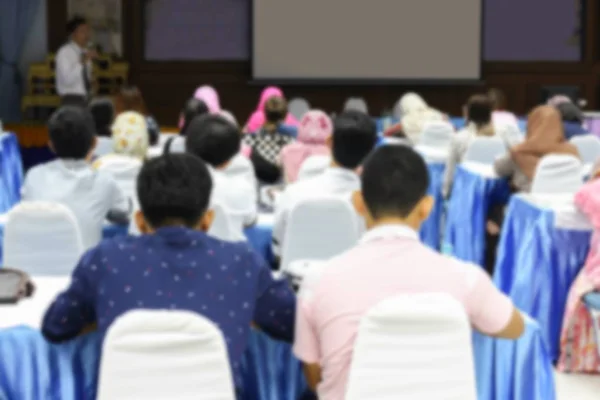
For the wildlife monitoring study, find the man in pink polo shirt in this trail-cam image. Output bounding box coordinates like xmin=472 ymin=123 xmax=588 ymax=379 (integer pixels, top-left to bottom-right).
xmin=293 ymin=145 xmax=524 ymax=400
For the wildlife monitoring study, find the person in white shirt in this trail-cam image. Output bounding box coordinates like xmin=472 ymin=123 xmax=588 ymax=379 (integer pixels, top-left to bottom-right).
xmin=272 ymin=110 xmax=378 ymax=257
xmin=55 ymin=16 xmax=97 ymax=106
xmin=185 ymin=114 xmax=258 ymax=230
xmin=22 ymin=107 xmax=130 ymax=250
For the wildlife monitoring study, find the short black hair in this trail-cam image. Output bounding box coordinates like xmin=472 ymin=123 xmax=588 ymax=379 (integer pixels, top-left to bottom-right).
xmin=185 ymin=114 xmax=241 ymax=167
xmin=88 ymin=98 xmax=115 ymax=137
xmin=66 ymin=16 xmax=88 ymax=35
xmin=361 ymin=146 xmax=429 ymax=219
xmin=137 ymin=154 xmax=213 ymax=229
xmin=556 ymin=102 xmax=583 ymax=123
xmin=181 ymin=98 xmax=209 ymax=136
xmin=264 ymin=96 xmax=287 ymax=124
xmin=466 ymin=95 xmax=492 ymax=127
xmin=48 ymin=106 xmax=96 ymax=159
xmin=332 ymin=110 xmax=377 ymax=169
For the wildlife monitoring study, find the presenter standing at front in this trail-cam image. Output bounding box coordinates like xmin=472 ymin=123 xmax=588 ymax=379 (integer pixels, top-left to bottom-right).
xmin=56 ymin=16 xmax=96 ymax=106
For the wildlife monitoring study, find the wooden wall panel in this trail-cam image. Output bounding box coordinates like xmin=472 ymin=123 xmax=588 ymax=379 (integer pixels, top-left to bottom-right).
xmin=47 ymin=0 xmax=600 ymax=125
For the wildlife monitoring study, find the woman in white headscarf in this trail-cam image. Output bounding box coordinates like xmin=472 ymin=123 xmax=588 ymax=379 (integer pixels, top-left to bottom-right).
xmin=396 ymin=92 xmax=444 ymax=144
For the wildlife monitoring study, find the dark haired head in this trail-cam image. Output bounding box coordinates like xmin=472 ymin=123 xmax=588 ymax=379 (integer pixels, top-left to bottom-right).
xmin=556 ymin=102 xmax=583 ymax=124
xmin=357 ymin=146 xmax=431 ymax=225
xmin=487 ymin=88 xmax=507 ymax=110
xmin=181 ymin=98 xmax=209 ymax=136
xmin=264 ymin=96 xmax=287 ymax=124
xmin=66 ymin=16 xmax=90 ymax=46
xmin=466 ymin=95 xmax=493 ymax=127
xmin=48 ymin=106 xmax=96 ymax=159
xmin=89 ymin=98 xmax=115 ymax=137
xmin=136 ymin=154 xmax=213 ymax=230
xmin=185 ymin=114 xmax=241 ymax=168
xmin=115 ymin=85 xmax=147 ymax=115
xmin=331 ymin=110 xmax=377 ymax=169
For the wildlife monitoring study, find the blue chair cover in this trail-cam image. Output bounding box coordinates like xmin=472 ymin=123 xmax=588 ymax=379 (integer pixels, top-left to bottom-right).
xmin=493 ymin=196 xmax=590 ymax=361
xmin=450 ymin=117 xmax=466 ymax=130
xmin=443 ymin=165 xmax=510 ymax=266
xmin=472 ymin=317 xmax=556 ymax=400
xmin=420 ymin=163 xmax=445 ymax=250
xmin=0 ymin=134 xmax=22 ymax=213
xmin=0 ymin=317 xmax=555 ymax=400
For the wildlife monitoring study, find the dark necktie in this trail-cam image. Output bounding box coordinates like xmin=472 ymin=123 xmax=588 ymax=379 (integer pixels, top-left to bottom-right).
xmin=82 ymin=52 xmax=91 ymax=96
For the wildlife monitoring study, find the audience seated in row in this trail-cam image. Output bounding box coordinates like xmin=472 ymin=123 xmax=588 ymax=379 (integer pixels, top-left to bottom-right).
xmin=41 ymin=153 xmax=296 ymax=395
xmin=114 ymin=85 xmax=160 ymax=147
xmin=293 ymin=145 xmax=525 ymax=398
xmin=272 ymin=110 xmax=378 ymax=257
xmin=394 ymin=92 xmax=444 ymax=144
xmin=243 ymin=86 xmax=299 ymax=133
xmin=21 ymin=107 xmax=129 ymax=250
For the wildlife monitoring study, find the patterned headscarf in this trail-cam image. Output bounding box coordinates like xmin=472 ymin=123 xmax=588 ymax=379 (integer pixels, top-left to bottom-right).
xmin=111 ymin=111 xmax=149 ymax=160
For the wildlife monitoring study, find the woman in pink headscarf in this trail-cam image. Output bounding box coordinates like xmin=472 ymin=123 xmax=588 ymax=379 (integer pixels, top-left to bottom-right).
xmin=194 ymin=85 xmax=221 ymax=114
xmin=244 ymin=86 xmax=298 ymax=133
xmin=558 ymin=173 xmax=600 ymax=372
xmin=280 ymin=110 xmax=332 ymax=183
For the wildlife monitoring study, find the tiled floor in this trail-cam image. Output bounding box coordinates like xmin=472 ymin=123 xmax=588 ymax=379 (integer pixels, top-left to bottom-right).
xmin=555 ymin=371 xmax=600 ymax=400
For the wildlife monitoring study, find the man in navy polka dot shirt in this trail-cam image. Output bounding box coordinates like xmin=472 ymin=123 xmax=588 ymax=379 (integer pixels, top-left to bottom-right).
xmin=42 ymin=153 xmax=296 ymax=392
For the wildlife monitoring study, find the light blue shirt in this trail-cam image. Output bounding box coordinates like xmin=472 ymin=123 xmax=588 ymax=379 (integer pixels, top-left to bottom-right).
xmin=21 ymin=159 xmax=129 ymax=249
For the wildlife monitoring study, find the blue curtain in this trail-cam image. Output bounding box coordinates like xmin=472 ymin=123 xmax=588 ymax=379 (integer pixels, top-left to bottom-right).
xmin=0 ymin=0 xmax=40 ymax=122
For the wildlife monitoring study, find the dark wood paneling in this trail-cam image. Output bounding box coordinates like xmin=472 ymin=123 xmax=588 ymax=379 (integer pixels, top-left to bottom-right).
xmin=48 ymin=0 xmax=600 ymax=125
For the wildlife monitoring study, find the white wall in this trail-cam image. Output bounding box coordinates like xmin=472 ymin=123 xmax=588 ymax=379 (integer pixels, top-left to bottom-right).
xmin=18 ymin=0 xmax=48 ymax=93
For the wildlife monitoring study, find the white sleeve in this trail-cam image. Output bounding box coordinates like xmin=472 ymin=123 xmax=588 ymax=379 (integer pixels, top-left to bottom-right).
xmin=272 ymin=190 xmax=293 ymax=257
xmin=243 ymin=184 xmax=258 ymax=226
xmin=56 ymin=47 xmax=83 ymax=88
xmin=108 ymin=178 xmax=130 ymax=214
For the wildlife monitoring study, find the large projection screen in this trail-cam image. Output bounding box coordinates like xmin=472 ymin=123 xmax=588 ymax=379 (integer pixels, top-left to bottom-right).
xmin=253 ymin=0 xmax=482 ymax=81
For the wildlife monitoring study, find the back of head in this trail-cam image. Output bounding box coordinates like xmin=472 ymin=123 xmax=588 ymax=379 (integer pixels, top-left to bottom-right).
xmin=137 ymin=154 xmax=212 ymax=229
xmin=264 ymin=96 xmax=288 ymax=125
xmin=185 ymin=114 xmax=241 ymax=167
xmin=361 ymin=146 xmax=429 ymax=219
xmin=66 ymin=15 xmax=89 ymax=46
xmin=466 ymin=95 xmax=492 ymax=127
xmin=487 ymin=88 xmax=506 ymax=111
xmin=556 ymin=102 xmax=583 ymax=124
xmin=181 ymin=98 xmax=209 ymax=136
xmin=115 ymin=85 xmax=147 ymax=115
xmin=48 ymin=106 xmax=95 ymax=159
xmin=89 ymin=98 xmax=115 ymax=137
xmin=111 ymin=111 xmax=149 ymax=159
xmin=332 ymin=110 xmax=377 ymax=169
xmin=526 ymin=105 xmax=564 ymax=142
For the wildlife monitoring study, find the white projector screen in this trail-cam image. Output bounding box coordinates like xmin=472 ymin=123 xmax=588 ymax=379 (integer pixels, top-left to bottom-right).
xmin=252 ymin=0 xmax=482 ymax=81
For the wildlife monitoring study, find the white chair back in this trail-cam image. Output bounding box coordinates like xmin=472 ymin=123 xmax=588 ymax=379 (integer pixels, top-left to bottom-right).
xmin=223 ymin=154 xmax=257 ymax=188
xmin=531 ymin=154 xmax=583 ymax=194
xmin=415 ymin=121 xmax=454 ymax=162
xmin=4 ymin=202 xmax=84 ymax=276
xmin=570 ymin=134 xmax=600 ymax=165
xmin=346 ymin=293 xmax=477 ymax=400
xmin=96 ymin=156 xmax=142 ymax=203
xmin=166 ymin=136 xmax=186 ymax=153
xmin=288 ymin=98 xmax=310 ymax=121
xmin=463 ymin=136 xmax=506 ymax=164
xmin=97 ymin=310 xmax=235 ymax=400
xmin=297 ymin=155 xmax=330 ymax=181
xmin=94 ymin=137 xmax=114 ymax=158
xmin=343 ymin=97 xmax=368 ymax=114
xmin=280 ymin=196 xmax=360 ymax=270
xmin=208 ymin=203 xmax=243 ymax=242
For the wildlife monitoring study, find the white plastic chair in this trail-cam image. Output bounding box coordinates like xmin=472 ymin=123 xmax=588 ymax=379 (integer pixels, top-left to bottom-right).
xmin=531 ymin=154 xmax=583 ymax=194
xmin=297 ymin=155 xmax=330 ymax=181
xmin=343 ymin=97 xmax=369 ymax=114
xmin=288 ymin=98 xmax=310 ymax=121
xmin=4 ymin=202 xmax=84 ymax=276
xmin=94 ymin=137 xmax=114 ymax=158
xmin=208 ymin=203 xmax=246 ymax=242
xmin=97 ymin=310 xmax=235 ymax=400
xmin=346 ymin=293 xmax=477 ymax=400
xmin=463 ymin=136 xmax=506 ymax=164
xmin=570 ymin=135 xmax=600 ymax=166
xmin=97 ymin=155 xmax=142 ymax=203
xmin=280 ymin=196 xmax=361 ymax=272
xmin=223 ymin=154 xmax=257 ymax=188
xmin=415 ymin=121 xmax=454 ymax=162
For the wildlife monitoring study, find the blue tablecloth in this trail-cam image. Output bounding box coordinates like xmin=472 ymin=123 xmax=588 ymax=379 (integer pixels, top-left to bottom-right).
xmin=0 ymin=317 xmax=554 ymax=400
xmin=0 ymin=134 xmax=23 ymax=213
xmin=493 ymin=196 xmax=590 ymax=361
xmin=420 ymin=163 xmax=445 ymax=250
xmin=443 ymin=165 xmax=510 ymax=266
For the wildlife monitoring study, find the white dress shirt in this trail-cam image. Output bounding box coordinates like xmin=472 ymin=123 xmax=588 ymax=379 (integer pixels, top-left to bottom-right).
xmin=210 ymin=166 xmax=258 ymax=228
xmin=21 ymin=159 xmax=129 ymax=250
xmin=272 ymin=167 xmax=360 ymax=256
xmin=55 ymin=41 xmax=92 ymax=96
